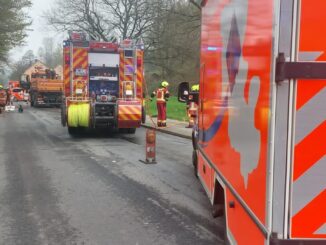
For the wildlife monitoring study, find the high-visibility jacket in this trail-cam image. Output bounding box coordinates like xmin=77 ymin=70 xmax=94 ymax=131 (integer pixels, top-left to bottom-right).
xmin=0 ymin=90 xmax=7 ymax=106
xmin=152 ymin=88 xmax=169 ymax=103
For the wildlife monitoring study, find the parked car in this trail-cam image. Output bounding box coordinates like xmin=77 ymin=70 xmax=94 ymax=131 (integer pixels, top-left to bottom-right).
xmin=11 ymin=88 xmax=24 ymax=102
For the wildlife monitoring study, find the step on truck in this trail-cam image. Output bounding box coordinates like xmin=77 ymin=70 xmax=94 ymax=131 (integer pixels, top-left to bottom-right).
xmin=61 ymin=32 xmax=145 ymax=135
xmin=179 ymin=0 xmax=326 ymax=244
xmin=29 ymin=69 xmax=63 ymax=107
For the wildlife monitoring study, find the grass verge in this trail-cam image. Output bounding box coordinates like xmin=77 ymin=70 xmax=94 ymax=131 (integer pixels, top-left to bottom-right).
xmin=146 ymin=96 xmax=188 ymax=121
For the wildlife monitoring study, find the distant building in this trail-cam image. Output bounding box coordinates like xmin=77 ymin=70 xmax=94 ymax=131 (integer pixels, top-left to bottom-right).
xmin=21 ymin=60 xmax=49 ymax=82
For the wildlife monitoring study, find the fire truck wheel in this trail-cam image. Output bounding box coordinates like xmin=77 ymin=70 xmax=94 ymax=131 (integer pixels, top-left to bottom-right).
xmin=68 ymin=127 xmax=80 ymax=136
xmin=61 ymin=103 xmax=67 ymax=127
xmin=142 ymin=106 xmax=146 ymax=123
xmin=127 ymin=128 xmax=136 ymax=134
xmin=192 ymin=131 xmax=197 ymax=150
xmin=119 ymin=128 xmax=126 ymax=134
xmin=192 ymin=150 xmax=198 ymax=178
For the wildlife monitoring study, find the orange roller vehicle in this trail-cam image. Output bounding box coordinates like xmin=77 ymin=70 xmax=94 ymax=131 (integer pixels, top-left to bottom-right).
xmin=29 ymin=68 xmax=63 ymax=107
xmin=179 ymin=0 xmax=325 ymax=244
xmin=61 ymin=32 xmax=145 ymax=135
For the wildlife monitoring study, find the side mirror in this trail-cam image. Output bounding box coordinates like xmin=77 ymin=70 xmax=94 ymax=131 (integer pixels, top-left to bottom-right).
xmin=178 ymin=82 xmax=190 ymax=103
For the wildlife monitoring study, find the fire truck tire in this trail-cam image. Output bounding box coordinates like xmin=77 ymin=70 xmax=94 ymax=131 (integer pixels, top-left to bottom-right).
xmin=68 ymin=127 xmax=80 ymax=136
xmin=61 ymin=103 xmax=67 ymax=127
xmin=142 ymin=106 xmax=146 ymax=123
xmin=127 ymin=128 xmax=136 ymax=134
xmin=192 ymin=150 xmax=198 ymax=178
xmin=119 ymin=128 xmax=136 ymax=134
xmin=192 ymin=131 xmax=197 ymax=150
xmin=118 ymin=128 xmax=126 ymax=134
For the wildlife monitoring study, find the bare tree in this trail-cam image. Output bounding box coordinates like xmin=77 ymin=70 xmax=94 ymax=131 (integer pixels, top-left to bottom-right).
xmin=45 ymin=0 xmax=113 ymax=41
xmin=145 ymin=0 xmax=201 ymax=91
xmin=46 ymin=0 xmax=156 ymax=41
xmin=37 ymin=38 xmax=62 ymax=68
xmin=10 ymin=50 xmax=36 ymax=80
xmin=45 ymin=0 xmax=201 ymax=92
xmin=101 ymin=0 xmax=154 ymax=40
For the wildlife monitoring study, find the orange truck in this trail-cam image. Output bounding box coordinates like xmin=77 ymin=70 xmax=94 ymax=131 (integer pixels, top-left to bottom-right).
xmin=179 ymin=0 xmax=325 ymax=244
xmin=29 ymin=70 xmax=63 ymax=107
xmin=61 ymin=32 xmax=145 ymax=135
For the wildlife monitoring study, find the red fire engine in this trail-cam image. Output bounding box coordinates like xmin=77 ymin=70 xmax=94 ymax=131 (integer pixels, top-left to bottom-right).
xmin=61 ymin=32 xmax=145 ymax=135
xmin=179 ymin=0 xmax=325 ymax=244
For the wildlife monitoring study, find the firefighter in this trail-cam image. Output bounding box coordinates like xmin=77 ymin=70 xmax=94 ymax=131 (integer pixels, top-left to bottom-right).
xmin=186 ymin=84 xmax=199 ymax=128
xmin=151 ymin=81 xmax=170 ymax=127
xmin=0 ymin=85 xmax=6 ymax=113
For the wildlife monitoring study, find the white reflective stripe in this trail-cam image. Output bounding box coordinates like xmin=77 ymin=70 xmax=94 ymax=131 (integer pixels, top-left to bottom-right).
xmin=292 ymin=156 xmax=326 ymax=216
xmin=298 ymin=51 xmax=323 ymax=61
xmin=295 ymin=87 xmax=326 ymax=144
xmin=314 ymin=223 xmax=326 ymax=235
xmin=226 ymin=229 xmax=238 ymax=245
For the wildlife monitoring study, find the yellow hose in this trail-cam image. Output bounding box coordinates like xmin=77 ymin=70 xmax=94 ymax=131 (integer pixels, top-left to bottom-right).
xmin=68 ymin=103 xmax=90 ymax=128
xmin=68 ymin=104 xmax=78 ymax=127
xmin=78 ymin=103 xmax=90 ymax=127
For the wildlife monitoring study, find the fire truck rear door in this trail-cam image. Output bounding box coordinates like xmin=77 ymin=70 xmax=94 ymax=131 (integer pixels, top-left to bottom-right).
xmin=288 ymin=0 xmax=326 ymax=240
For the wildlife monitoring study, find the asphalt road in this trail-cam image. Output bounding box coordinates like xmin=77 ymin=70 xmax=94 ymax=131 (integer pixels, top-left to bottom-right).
xmin=0 ymin=104 xmax=224 ymax=245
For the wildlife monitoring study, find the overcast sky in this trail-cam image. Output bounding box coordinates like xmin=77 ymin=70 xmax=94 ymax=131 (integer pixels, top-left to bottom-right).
xmin=11 ymin=0 xmax=64 ymax=61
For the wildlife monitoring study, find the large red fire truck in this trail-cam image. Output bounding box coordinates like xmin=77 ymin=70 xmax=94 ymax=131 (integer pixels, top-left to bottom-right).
xmin=179 ymin=0 xmax=325 ymax=244
xmin=61 ymin=32 xmax=145 ymax=135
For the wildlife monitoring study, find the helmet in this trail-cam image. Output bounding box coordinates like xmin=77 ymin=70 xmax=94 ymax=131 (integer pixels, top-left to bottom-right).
xmin=191 ymin=84 xmax=199 ymax=92
xmin=161 ymin=81 xmax=169 ymax=88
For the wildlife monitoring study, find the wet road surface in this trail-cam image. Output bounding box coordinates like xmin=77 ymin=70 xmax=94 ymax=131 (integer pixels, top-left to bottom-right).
xmin=0 ymin=104 xmax=224 ymax=245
